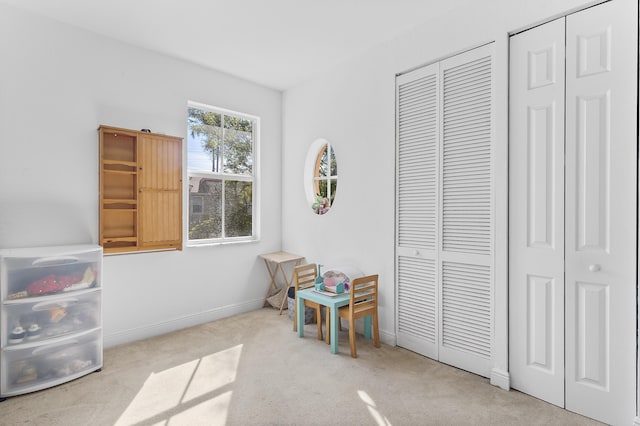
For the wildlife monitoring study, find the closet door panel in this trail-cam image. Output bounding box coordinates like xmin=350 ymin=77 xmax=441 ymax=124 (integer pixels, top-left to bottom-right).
xmin=564 ymin=2 xmax=637 ymax=424
xmin=441 ymin=56 xmax=492 ymax=256
xmin=441 ymin=260 xmax=490 ymax=358
xmin=438 ymin=44 xmax=494 ymax=377
xmin=508 ymin=18 xmax=565 ymax=407
xmin=396 ymin=257 xmax=437 ymax=357
xmin=396 ymin=63 xmax=439 ymax=359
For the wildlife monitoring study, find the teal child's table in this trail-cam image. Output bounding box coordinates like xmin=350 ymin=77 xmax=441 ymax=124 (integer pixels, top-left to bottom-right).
xmin=296 ymin=288 xmax=372 ymax=354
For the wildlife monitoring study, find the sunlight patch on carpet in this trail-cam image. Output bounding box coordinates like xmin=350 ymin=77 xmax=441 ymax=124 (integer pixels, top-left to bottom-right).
xmin=358 ymin=390 xmax=392 ymax=426
xmin=114 ymin=344 xmax=243 ymax=425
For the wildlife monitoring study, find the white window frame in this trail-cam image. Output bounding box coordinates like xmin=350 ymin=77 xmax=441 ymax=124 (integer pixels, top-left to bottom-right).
xmin=313 ymin=142 xmax=337 ymax=203
xmin=190 ymin=195 xmax=204 ymax=215
xmin=304 ymin=138 xmax=338 ymax=213
xmin=186 ymin=101 xmax=260 ymax=246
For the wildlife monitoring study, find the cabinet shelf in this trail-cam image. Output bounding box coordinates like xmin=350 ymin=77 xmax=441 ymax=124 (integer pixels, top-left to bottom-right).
xmin=104 ymin=169 xmax=137 ymax=176
xmin=104 ymin=209 xmax=137 ymax=213
xmin=103 ymin=159 xmax=137 ymax=167
xmin=103 ymin=198 xmax=137 ymax=212
xmin=103 ymin=199 xmax=137 ymax=205
xmin=102 ymin=237 xmax=137 ymax=243
xmin=103 ymin=245 xmax=138 ymax=254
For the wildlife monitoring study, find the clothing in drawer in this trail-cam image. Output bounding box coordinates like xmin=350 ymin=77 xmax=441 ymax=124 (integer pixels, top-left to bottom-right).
xmin=3 ymin=291 xmax=101 ymax=347
xmin=1 ymin=329 xmax=102 ymax=396
xmin=3 ymin=257 xmax=100 ymax=301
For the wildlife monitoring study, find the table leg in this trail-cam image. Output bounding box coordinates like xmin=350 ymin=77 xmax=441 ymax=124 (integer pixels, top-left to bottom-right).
xmin=330 ymin=304 xmax=339 ymax=354
xmin=277 ymin=263 xmax=288 ymax=314
xmin=263 ymin=259 xmax=279 ymax=304
xmin=296 ymin=295 xmax=305 ymax=337
xmin=278 ymin=260 xmax=302 ymax=315
xmin=263 ymin=259 xmax=278 ymax=289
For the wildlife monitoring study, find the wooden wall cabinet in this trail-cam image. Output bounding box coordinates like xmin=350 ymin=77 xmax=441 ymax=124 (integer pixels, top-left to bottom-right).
xmin=99 ymin=125 xmax=182 ymax=254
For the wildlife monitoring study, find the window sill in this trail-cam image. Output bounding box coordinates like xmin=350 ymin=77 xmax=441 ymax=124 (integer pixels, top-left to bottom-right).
xmin=185 ymin=238 xmax=259 ymax=249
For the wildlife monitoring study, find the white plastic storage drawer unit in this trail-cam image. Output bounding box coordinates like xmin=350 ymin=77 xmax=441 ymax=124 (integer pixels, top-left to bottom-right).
xmin=0 ymin=244 xmax=102 ymax=399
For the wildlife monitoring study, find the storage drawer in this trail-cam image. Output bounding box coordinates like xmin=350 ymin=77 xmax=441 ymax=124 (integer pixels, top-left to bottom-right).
xmin=1 ymin=329 xmax=102 ymax=397
xmin=2 ymin=290 xmax=101 ymax=348
xmin=0 ymin=245 xmax=101 ymax=301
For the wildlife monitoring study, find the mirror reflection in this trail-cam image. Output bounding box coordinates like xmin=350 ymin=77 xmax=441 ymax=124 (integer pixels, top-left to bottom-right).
xmin=311 ymin=143 xmax=337 ymax=215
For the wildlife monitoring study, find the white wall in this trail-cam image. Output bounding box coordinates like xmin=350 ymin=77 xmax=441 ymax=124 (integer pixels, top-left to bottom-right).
xmin=0 ymin=4 xmax=283 ymax=347
xmin=281 ymin=0 xmax=608 ymax=381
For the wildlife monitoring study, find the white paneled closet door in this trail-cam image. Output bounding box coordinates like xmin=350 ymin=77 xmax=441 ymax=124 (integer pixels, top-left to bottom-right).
xmin=396 ymin=44 xmax=494 ymax=378
xmin=508 ymin=17 xmax=566 ymax=407
xmin=564 ymin=3 xmax=636 ymax=422
xmin=509 ymin=2 xmax=637 ymax=424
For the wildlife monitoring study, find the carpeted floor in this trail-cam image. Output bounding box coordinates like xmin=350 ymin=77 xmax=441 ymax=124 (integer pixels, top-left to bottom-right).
xmin=0 ymin=308 xmax=600 ymax=425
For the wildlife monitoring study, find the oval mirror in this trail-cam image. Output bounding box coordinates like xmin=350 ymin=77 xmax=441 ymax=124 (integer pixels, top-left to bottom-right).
xmin=305 ymin=139 xmax=338 ymax=215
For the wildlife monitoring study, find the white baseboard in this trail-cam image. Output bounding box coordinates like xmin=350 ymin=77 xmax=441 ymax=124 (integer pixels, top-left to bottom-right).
xmin=105 ymin=301 xmax=398 ymax=350
xmin=490 ymin=367 xmax=510 ymax=390
xmin=338 ymin=317 xmax=396 ymax=347
xmin=379 ymin=329 xmax=396 ymax=346
xmin=104 ymin=298 xmax=264 ymax=348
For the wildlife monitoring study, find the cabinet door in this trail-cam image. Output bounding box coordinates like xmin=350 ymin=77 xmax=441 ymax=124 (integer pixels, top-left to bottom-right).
xmin=138 ymin=134 xmax=183 ymax=250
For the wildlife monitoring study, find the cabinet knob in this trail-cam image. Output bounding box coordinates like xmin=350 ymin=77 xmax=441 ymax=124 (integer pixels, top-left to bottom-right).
xmin=588 ymin=264 xmax=601 ymax=272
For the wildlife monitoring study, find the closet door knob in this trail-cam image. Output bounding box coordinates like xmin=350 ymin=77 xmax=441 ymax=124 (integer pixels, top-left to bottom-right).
xmin=414 ymin=250 xmax=420 ymax=256
xmin=589 ymin=264 xmax=601 ymax=272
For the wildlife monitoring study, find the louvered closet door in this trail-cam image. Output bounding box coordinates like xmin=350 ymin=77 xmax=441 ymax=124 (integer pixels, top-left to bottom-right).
xmin=396 ymin=44 xmax=494 ymax=377
xmin=438 ymin=44 xmax=494 ymax=377
xmin=396 ymin=62 xmax=439 ymax=359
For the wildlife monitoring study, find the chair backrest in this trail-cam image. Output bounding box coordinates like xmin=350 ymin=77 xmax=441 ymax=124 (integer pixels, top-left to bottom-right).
xmin=294 ymin=263 xmax=318 ymax=292
xmin=349 ymin=274 xmax=378 ymax=310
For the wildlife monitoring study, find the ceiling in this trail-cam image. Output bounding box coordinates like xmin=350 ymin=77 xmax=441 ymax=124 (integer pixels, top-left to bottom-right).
xmin=0 ymin=0 xmax=469 ymax=90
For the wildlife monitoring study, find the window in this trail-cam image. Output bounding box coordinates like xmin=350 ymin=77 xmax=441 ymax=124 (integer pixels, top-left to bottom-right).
xmin=187 ymin=103 xmax=258 ymax=244
xmin=190 ymin=196 xmax=204 ymax=215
